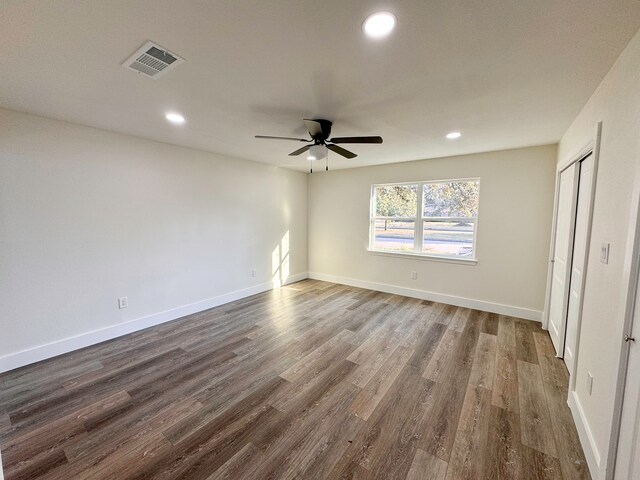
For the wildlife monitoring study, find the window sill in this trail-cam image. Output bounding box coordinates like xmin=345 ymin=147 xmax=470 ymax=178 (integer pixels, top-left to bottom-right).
xmin=366 ymin=249 xmax=478 ymax=265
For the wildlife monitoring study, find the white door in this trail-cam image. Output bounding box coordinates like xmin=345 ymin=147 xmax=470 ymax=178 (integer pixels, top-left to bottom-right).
xmin=548 ymin=164 xmax=579 ymax=356
xmin=564 ymin=154 xmax=595 ymax=372
xmin=614 ymin=264 xmax=640 ymax=479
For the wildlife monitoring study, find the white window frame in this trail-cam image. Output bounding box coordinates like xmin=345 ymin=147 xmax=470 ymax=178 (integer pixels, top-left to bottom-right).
xmin=368 ymin=178 xmax=480 ymax=263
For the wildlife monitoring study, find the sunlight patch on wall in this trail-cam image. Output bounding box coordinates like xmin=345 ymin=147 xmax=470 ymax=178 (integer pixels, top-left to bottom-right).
xmin=281 ymin=231 xmax=290 ymax=281
xmin=271 ymin=231 xmax=290 ymax=289
xmin=272 ymin=245 xmax=281 ymax=288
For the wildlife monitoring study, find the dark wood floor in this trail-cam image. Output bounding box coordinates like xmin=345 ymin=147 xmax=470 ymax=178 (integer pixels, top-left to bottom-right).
xmin=0 ymin=280 xmax=590 ymax=479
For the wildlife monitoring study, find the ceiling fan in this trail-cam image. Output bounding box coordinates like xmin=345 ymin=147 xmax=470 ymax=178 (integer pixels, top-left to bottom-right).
xmin=255 ymin=119 xmax=382 ymax=171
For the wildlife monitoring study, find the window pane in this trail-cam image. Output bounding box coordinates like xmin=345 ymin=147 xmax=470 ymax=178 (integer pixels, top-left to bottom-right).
xmin=423 ymin=181 xmax=479 ymax=218
xmin=374 ymin=185 xmax=417 ymax=218
xmin=422 ymin=219 xmax=474 ymax=257
xmin=373 ymin=219 xmax=415 ymax=252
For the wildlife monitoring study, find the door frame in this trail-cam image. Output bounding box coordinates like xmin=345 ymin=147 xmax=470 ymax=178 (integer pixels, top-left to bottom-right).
xmin=606 ymin=152 xmax=640 ymax=479
xmin=543 ymin=122 xmax=601 ymax=385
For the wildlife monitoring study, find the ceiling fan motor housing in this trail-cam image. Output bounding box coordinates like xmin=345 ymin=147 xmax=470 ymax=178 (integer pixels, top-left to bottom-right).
xmin=307 ymin=119 xmax=333 ymax=142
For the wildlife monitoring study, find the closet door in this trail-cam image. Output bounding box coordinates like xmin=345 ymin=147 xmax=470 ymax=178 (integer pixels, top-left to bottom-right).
xmin=564 ymin=154 xmax=594 ymax=371
xmin=548 ymin=164 xmax=579 ymax=356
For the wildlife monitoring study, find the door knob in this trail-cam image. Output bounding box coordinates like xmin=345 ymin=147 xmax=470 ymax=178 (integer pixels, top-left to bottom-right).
xmin=624 ymin=334 xmax=635 ymax=342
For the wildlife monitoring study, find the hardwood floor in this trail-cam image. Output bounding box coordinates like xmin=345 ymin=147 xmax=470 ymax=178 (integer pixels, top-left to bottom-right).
xmin=0 ymin=280 xmax=591 ymax=479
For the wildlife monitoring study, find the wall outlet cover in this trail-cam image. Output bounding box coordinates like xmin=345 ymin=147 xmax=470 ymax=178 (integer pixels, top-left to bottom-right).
xmin=118 ymin=297 xmax=128 ymax=309
xmin=600 ymin=243 xmax=610 ymax=264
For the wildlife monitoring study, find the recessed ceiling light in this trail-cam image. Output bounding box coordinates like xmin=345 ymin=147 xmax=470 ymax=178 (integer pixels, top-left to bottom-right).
xmin=363 ymin=12 xmax=396 ymax=39
xmin=165 ymin=112 xmax=185 ymax=124
xmin=446 ymin=131 xmax=462 ymax=139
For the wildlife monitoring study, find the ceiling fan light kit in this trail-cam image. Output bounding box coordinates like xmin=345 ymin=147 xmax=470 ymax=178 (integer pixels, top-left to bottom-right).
xmin=255 ymin=119 xmax=383 ymax=173
xmin=307 ymin=144 xmax=327 ymax=161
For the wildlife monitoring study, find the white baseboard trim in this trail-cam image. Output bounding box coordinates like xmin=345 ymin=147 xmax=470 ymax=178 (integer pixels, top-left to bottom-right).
xmin=307 ymin=272 xmax=542 ymax=321
xmin=568 ymin=390 xmax=601 ymax=479
xmin=0 ymin=272 xmax=308 ymax=374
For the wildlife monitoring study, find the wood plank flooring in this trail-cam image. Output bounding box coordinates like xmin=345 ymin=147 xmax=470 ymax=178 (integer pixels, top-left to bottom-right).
xmin=0 ymin=280 xmax=591 ymax=479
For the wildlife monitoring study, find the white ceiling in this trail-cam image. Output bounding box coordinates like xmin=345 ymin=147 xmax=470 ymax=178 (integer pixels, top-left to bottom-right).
xmin=1 ymin=1 xmax=640 ymax=171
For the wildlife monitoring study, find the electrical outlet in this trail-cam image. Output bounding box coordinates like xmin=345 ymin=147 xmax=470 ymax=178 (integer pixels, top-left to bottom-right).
xmin=600 ymin=243 xmax=610 ymax=264
xmin=587 ymin=372 xmax=594 ymax=395
xmin=410 ymin=271 xmax=418 ymax=280
xmin=118 ymin=297 xmax=128 ymax=309
xmin=251 ymin=269 xmax=257 ymax=278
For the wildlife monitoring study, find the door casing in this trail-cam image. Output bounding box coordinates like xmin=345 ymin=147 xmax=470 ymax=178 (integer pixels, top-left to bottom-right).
xmin=543 ymin=122 xmax=601 ymax=389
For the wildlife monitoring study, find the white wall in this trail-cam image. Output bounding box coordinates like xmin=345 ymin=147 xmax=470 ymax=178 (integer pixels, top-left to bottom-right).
xmin=0 ymin=108 xmax=308 ymax=371
xmin=308 ymin=145 xmax=557 ymax=319
xmin=557 ymin=28 xmax=640 ymax=479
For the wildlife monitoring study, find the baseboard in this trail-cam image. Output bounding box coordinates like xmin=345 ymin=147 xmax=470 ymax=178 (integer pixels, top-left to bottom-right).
xmin=0 ymin=272 xmax=308 ymax=374
xmin=568 ymin=390 xmax=601 ymax=479
xmin=307 ymin=272 xmax=542 ymax=321
xmin=0 ymin=271 xmax=539 ymax=373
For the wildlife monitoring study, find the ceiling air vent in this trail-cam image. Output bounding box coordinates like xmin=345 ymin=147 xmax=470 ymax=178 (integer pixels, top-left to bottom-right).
xmin=122 ymin=41 xmax=184 ymax=79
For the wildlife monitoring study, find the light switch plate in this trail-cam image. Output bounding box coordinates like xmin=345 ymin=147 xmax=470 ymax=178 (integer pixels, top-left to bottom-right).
xmin=600 ymin=243 xmax=610 ymax=264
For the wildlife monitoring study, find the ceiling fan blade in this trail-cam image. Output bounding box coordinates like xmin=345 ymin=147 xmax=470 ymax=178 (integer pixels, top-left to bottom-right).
xmin=329 ymin=136 xmax=383 ymax=144
xmin=289 ymin=145 xmax=312 ymax=156
xmin=327 ymin=144 xmax=357 ymax=159
xmin=255 ymin=135 xmax=309 ymax=142
xmin=303 ymin=119 xmax=324 ymax=138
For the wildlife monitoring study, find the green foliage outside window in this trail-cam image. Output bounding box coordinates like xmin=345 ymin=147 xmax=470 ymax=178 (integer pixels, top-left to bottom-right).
xmin=423 ymin=181 xmax=479 ymax=218
xmin=374 ymin=185 xmax=417 ymax=217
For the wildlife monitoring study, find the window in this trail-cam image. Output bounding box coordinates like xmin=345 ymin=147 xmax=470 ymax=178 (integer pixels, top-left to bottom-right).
xmin=369 ymin=179 xmax=480 ymax=260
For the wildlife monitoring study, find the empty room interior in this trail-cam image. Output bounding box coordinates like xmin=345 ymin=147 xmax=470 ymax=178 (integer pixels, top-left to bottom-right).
xmin=3 ymin=1 xmax=640 ymax=479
